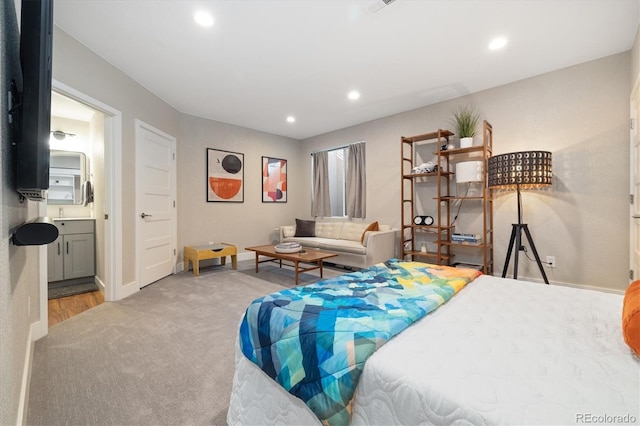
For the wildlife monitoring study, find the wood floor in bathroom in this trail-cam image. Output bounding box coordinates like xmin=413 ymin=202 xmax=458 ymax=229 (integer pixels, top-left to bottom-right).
xmin=48 ymin=290 xmax=104 ymax=327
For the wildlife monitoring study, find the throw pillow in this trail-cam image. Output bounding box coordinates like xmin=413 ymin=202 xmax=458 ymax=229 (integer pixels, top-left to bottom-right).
xmin=294 ymin=218 xmax=316 ymax=237
xmin=360 ymin=221 xmax=379 ymax=244
xmin=622 ymin=280 xmax=640 ymax=356
xmin=282 ymin=226 xmax=295 ymax=238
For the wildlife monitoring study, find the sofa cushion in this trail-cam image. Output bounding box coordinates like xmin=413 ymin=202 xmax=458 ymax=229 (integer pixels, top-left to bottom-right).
xmin=283 ymin=237 xmax=321 ymax=248
xmin=295 ymin=219 xmax=315 ymax=237
xmin=361 ymin=221 xmax=379 ymax=243
xmin=282 ymin=225 xmax=295 ymax=238
xmin=339 ymin=222 xmax=370 ymax=242
xmin=361 ymin=231 xmax=377 ymax=247
xmin=315 ymin=222 xmax=343 ymax=239
xmin=318 ymin=239 xmax=367 ymax=255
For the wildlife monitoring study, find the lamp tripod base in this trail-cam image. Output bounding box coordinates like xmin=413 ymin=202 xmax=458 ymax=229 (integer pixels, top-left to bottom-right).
xmin=502 ymin=223 xmax=549 ymax=284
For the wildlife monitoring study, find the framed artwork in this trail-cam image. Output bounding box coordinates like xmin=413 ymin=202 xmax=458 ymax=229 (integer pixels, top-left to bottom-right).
xmin=262 ymin=156 xmax=287 ymax=203
xmin=207 ymin=148 xmax=244 ymax=202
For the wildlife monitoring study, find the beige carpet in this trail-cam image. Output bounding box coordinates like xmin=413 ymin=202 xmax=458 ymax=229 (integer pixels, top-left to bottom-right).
xmin=26 ymin=260 xmax=343 ymax=426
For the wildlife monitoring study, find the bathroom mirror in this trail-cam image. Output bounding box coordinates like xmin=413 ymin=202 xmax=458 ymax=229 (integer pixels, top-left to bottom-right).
xmin=48 ymin=150 xmax=89 ymax=205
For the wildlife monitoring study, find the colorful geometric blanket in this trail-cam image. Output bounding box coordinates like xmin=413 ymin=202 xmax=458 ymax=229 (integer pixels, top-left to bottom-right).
xmin=239 ymin=259 xmax=481 ymax=425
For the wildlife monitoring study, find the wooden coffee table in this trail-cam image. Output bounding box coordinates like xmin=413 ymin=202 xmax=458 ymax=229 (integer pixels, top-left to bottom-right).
xmin=245 ymin=244 xmax=338 ymax=285
xmin=184 ymin=242 xmax=237 ymax=276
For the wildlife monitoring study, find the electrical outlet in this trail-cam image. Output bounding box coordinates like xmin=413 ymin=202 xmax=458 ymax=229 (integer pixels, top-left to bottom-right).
xmin=546 ymin=256 xmax=556 ymax=268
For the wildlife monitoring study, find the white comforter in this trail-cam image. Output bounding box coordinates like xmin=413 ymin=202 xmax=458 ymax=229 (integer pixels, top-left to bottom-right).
xmin=228 ymin=275 xmax=640 ymax=425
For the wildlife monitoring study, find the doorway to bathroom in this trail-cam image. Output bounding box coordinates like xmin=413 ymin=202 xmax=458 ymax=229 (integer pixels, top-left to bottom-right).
xmin=47 ymin=92 xmax=102 ymax=302
xmin=36 ymin=80 xmax=123 ymax=338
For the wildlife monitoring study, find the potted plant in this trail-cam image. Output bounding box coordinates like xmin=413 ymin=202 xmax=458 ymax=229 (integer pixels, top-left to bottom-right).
xmin=450 ymin=105 xmax=480 ymax=148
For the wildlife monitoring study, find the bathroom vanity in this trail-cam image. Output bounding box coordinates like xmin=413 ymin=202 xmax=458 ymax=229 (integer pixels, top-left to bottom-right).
xmin=47 ymin=218 xmax=95 ymax=283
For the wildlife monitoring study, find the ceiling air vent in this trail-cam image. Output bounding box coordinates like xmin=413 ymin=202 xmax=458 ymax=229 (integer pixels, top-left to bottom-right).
xmin=367 ymin=0 xmax=397 ymax=14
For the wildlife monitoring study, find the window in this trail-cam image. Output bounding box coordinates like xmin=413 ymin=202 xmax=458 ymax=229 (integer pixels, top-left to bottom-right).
xmin=326 ymin=147 xmax=348 ymax=217
xmin=311 ymin=142 xmax=366 ymax=218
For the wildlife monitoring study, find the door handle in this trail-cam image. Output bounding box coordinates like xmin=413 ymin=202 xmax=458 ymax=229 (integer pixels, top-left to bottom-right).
xmin=140 ymin=213 xmax=152 ymax=219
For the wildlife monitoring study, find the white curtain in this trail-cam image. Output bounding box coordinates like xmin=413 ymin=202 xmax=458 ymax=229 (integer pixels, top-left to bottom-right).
xmin=346 ymin=142 xmax=366 ymax=218
xmin=311 ymin=151 xmax=331 ymax=217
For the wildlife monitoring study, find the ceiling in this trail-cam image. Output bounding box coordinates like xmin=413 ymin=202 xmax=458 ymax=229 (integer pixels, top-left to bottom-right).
xmin=51 ymin=91 xmax=95 ymax=122
xmin=52 ymin=0 xmax=640 ymax=140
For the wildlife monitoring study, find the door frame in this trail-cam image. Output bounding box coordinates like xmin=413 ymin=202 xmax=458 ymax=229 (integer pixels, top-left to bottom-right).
xmin=35 ymin=80 xmax=122 ymax=339
xmin=134 ymin=119 xmax=177 ymax=289
xmin=631 ymin=76 xmax=640 ymax=284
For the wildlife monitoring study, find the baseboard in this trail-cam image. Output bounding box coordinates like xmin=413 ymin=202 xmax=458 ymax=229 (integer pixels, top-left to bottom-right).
xmin=94 ymin=275 xmax=106 ymax=293
xmin=118 ymin=279 xmax=139 ymax=300
xmin=177 ymin=251 xmax=255 ymax=275
xmin=492 ymin=272 xmax=625 ymax=295
xmin=16 ymin=324 xmax=35 ymax=426
xmin=237 ymin=251 xmax=254 ymax=262
xmin=550 ymin=280 xmax=625 ymax=295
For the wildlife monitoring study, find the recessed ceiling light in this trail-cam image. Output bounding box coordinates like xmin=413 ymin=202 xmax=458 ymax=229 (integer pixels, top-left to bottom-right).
xmin=286 ymin=116 xmax=296 ymax=123
xmin=348 ymin=90 xmax=360 ymax=100
xmin=488 ymin=37 xmax=507 ymax=50
xmin=194 ymin=10 xmax=214 ymax=27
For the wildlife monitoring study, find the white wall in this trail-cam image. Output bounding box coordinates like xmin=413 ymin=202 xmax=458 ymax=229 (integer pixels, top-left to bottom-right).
xmin=50 ymin=20 xmax=632 ymax=293
xmin=52 ymin=26 xmax=181 ymax=288
xmin=1 ymin=10 xmax=634 ymax=425
xmin=1 ymin=1 xmax=41 ymax=424
xmin=301 ymin=52 xmax=631 ymax=291
xmin=177 ymin=114 xmax=302 ymax=263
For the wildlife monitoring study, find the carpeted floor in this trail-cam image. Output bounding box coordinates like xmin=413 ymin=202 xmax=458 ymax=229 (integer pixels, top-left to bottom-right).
xmin=26 ymin=260 xmax=343 ymax=426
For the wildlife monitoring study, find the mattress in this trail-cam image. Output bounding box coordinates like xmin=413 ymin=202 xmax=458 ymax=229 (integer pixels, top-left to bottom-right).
xmin=228 ymin=274 xmax=640 ymax=425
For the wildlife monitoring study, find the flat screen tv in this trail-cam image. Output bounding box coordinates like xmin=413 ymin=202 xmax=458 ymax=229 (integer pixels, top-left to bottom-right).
xmin=15 ymin=0 xmax=53 ymax=201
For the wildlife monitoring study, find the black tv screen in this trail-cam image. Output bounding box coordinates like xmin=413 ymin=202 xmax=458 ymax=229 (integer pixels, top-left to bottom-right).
xmin=16 ymin=0 xmax=53 ymax=201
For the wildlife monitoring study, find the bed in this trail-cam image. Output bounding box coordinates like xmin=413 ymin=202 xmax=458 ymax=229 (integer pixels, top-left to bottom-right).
xmin=228 ymin=260 xmax=640 ymax=425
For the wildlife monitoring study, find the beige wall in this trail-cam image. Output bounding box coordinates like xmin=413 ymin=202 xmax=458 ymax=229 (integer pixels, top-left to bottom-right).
xmin=177 ymin=114 xmax=302 ymax=261
xmin=51 ymin=25 xmax=309 ymax=286
xmin=631 ymin=15 xmax=640 ymax=89
xmin=52 ymin=27 xmax=181 ymax=288
xmin=50 ymin=24 xmax=633 ymax=292
xmin=1 ymin=1 xmax=40 ymax=424
xmin=2 ymin=8 xmax=636 ymax=424
xmin=301 ymin=52 xmax=631 ymax=291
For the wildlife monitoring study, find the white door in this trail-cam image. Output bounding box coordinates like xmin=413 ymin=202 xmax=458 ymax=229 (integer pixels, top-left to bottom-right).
xmin=631 ymin=79 xmax=640 ymax=283
xmin=135 ymin=120 xmax=177 ymax=288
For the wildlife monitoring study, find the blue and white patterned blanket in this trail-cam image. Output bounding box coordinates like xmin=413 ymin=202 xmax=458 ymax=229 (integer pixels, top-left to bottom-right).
xmin=239 ymin=259 xmax=480 ymax=425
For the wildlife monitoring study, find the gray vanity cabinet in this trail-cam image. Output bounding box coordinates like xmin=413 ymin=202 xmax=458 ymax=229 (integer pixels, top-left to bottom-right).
xmin=47 ymin=219 xmax=95 ymax=282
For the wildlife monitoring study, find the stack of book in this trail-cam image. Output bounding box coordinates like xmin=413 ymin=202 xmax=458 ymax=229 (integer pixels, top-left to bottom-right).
xmin=451 ymin=233 xmax=482 ymax=244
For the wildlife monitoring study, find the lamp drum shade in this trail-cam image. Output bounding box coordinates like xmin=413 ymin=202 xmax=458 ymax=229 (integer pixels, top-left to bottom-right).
xmin=488 ymin=151 xmax=552 ymax=188
xmin=456 ymin=161 xmax=483 ymax=183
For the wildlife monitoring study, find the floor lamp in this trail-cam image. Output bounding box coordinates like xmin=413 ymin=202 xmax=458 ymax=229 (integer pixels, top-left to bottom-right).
xmin=487 ymin=151 xmax=552 ymax=284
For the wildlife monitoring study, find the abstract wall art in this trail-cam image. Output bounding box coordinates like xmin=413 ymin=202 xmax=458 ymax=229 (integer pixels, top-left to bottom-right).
xmin=207 ymin=148 xmax=244 ymax=202
xmin=262 ymin=156 xmax=287 ymax=203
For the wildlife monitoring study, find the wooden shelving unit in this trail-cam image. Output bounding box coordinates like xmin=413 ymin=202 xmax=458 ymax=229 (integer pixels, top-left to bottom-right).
xmin=400 ymin=121 xmax=494 ymax=274
xmin=401 ymin=129 xmax=453 ymax=265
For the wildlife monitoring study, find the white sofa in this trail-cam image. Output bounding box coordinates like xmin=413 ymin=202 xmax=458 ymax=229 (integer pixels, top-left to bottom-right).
xmin=279 ymin=220 xmax=399 ymax=269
